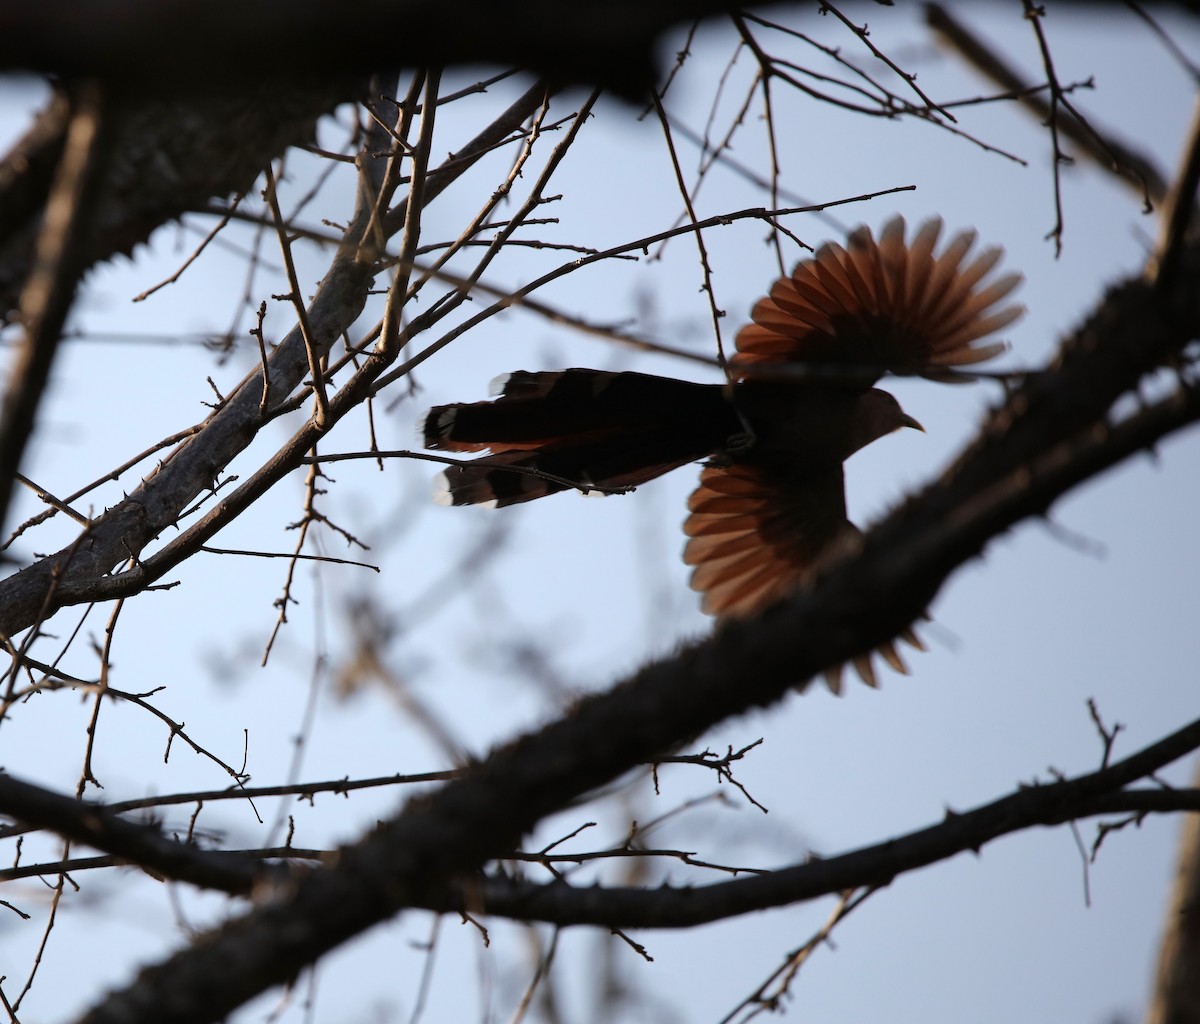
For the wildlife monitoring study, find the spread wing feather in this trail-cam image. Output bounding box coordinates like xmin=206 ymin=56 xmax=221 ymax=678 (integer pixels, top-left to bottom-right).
xmin=731 ymin=215 xmax=1022 ymax=378
xmin=683 ymin=462 xmax=853 ymax=619
xmin=425 ymin=218 xmax=1022 ymax=690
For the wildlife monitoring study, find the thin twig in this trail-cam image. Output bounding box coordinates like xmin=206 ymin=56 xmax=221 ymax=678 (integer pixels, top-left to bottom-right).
xmin=264 ymin=162 xmax=329 ymax=424
xmin=719 ymin=888 xmax=875 ymax=1024
xmin=371 ymin=185 xmax=916 ymax=392
xmin=927 ymin=3 xmax=1166 ymax=207
xmin=378 ymin=70 xmax=440 ymax=358
xmin=2 ymin=424 xmax=202 ymax=549
xmin=1022 ymin=0 xmax=1068 ymax=254
xmin=132 ymin=196 xmax=240 ymax=302
xmin=821 ymin=1 xmax=956 ymax=122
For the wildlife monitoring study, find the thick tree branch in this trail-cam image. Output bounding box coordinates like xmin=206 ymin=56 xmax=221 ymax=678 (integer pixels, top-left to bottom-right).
xmin=0 ymin=79 xmax=358 ymax=322
xmin=71 ymin=242 xmax=1200 ymax=1023
xmin=0 ymin=1 xmax=773 ymax=99
xmin=434 ymin=742 xmax=1200 ymax=928
xmin=0 ymin=83 xmax=111 ymax=534
xmin=1147 ymin=760 xmax=1200 ymax=1024
xmin=1149 ymin=90 xmax=1200 ymax=292
xmin=0 ymin=81 xmax=551 ymax=641
xmin=0 ymin=772 xmax=268 ymax=893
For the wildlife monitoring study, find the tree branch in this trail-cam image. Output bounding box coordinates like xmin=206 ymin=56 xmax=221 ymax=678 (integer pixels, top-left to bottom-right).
xmin=926 ymin=3 xmax=1168 ymax=208
xmin=0 ymin=83 xmax=111 ymax=534
xmin=0 ymin=1 xmax=775 ymax=99
xmin=71 ymin=241 xmax=1200 ymax=1023
xmin=445 ymin=762 xmax=1200 ymax=929
xmin=0 ymin=80 xmax=551 ymax=641
xmin=0 ymin=79 xmax=358 ymax=321
xmin=1146 ymin=759 xmax=1200 ymax=1024
xmin=4 ymin=725 xmax=1198 ymax=919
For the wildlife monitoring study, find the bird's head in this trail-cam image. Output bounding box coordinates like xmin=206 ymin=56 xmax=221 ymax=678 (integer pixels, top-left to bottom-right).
xmin=847 ymin=388 xmax=924 ymax=458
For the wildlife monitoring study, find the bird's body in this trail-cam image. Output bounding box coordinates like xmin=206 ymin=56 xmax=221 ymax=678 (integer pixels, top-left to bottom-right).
xmin=424 ymin=216 xmax=1022 ymax=664
xmin=424 ymin=368 xmax=740 ymax=506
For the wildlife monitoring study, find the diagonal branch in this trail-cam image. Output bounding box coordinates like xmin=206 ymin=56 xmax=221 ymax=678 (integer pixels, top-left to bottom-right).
xmin=0 ymin=772 xmax=268 ymax=893
xmin=926 ymin=3 xmax=1168 ymax=208
xmin=0 ymin=83 xmax=111 ymax=535
xmin=71 ymin=239 xmax=1200 ymax=1024
xmin=0 ymin=79 xmax=359 ymax=321
xmin=1146 ymin=759 xmax=1200 ymax=1024
xmin=0 ymin=80 xmax=551 ymax=642
xmin=436 ymin=720 xmax=1200 ymax=928
xmin=1148 ymin=91 xmax=1200 ymax=292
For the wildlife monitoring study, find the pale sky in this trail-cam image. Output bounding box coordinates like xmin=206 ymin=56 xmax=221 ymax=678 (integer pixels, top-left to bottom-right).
xmin=1 ymin=6 xmax=1198 ymax=1023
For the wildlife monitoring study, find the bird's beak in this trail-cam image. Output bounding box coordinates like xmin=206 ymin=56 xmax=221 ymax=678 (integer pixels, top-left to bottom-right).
xmin=902 ymin=413 xmax=925 ymax=432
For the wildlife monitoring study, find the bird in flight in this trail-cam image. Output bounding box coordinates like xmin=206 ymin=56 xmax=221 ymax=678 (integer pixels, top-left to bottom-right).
xmin=423 ymin=216 xmax=1022 ymax=686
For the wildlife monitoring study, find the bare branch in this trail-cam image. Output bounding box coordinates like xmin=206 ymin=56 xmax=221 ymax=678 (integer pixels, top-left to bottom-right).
xmin=0 ymin=83 xmax=110 ymax=535
xmin=927 ymin=3 xmax=1167 ymax=207
xmin=68 ymin=243 xmax=1200 ymax=1020
xmin=0 ymin=80 xmax=551 ymax=640
xmin=0 ymin=1 xmax=767 ymax=97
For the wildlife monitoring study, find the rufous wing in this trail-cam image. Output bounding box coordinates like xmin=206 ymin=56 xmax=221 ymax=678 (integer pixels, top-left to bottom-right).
xmin=731 ymin=215 xmax=1023 ymax=379
xmin=683 ymin=461 xmax=928 ymax=694
xmin=683 ymin=461 xmax=856 ymax=619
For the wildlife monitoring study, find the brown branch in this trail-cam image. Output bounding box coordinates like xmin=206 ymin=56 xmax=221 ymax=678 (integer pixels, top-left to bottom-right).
xmin=0 ymin=1 xmax=775 ymax=98
xmin=0 ymin=773 xmax=266 ymax=892
xmin=0 ymin=848 xmax=331 ymax=885
xmin=3 ymin=741 xmax=1198 ymax=915
xmin=1022 ymin=0 xmax=1069 ymax=254
xmin=821 ymin=1 xmax=956 ymax=122
xmin=1148 ymin=91 xmax=1200 ymax=292
xmin=736 ymin=11 xmax=1025 ymax=163
xmin=926 ymin=3 xmax=1168 ymax=207
xmin=0 ymin=80 xmax=551 ymax=641
xmin=652 ymin=92 xmax=729 ymax=368
xmin=0 ymin=768 xmax=462 ymax=843
xmin=263 ymin=164 xmax=329 ymax=423
xmin=720 ymin=888 xmax=874 ymax=1024
xmin=28 ymin=88 xmax=586 ymax=620
xmin=69 ymin=237 xmax=1200 ymax=1023
xmin=3 ymin=425 xmax=203 ymax=550
xmin=3 ymin=724 xmax=1198 ymax=956
xmin=376 ymin=70 xmax=441 ymax=358
xmin=421 ymin=741 xmax=1200 ymax=929
xmin=131 ymin=195 xmax=240 ymax=302
xmin=0 ymin=83 xmax=110 ymax=535
xmin=370 ymin=186 xmax=917 ymax=393
xmin=0 ymin=79 xmax=356 ymax=321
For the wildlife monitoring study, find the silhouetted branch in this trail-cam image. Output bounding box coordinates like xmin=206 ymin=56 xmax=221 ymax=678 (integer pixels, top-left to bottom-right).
xmin=0 ymin=80 xmax=551 ymax=641
xmin=927 ymin=3 xmax=1167 ymax=208
xmin=4 ymin=727 xmax=1198 ymax=914
xmin=0 ymin=83 xmax=111 ymax=534
xmin=1146 ymin=759 xmax=1200 ymax=1024
xmin=0 ymin=80 xmax=357 ymax=320
xmin=0 ymin=1 xmax=779 ymax=98
xmin=429 ymin=734 xmax=1200 ymax=928
xmin=71 ymin=237 xmax=1200 ymax=1023
xmin=1149 ymin=92 xmax=1200 ymax=291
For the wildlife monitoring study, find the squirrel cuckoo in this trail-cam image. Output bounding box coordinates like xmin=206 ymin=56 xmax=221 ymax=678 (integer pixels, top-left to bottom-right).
xmin=423 ymin=217 xmax=1022 ymax=685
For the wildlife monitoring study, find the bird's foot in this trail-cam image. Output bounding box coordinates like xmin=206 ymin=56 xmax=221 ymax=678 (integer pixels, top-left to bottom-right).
xmin=724 ymin=429 xmax=756 ymax=455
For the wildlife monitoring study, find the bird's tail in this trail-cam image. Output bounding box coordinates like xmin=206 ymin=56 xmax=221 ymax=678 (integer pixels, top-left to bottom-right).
xmin=423 ymin=368 xmax=738 ymax=507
